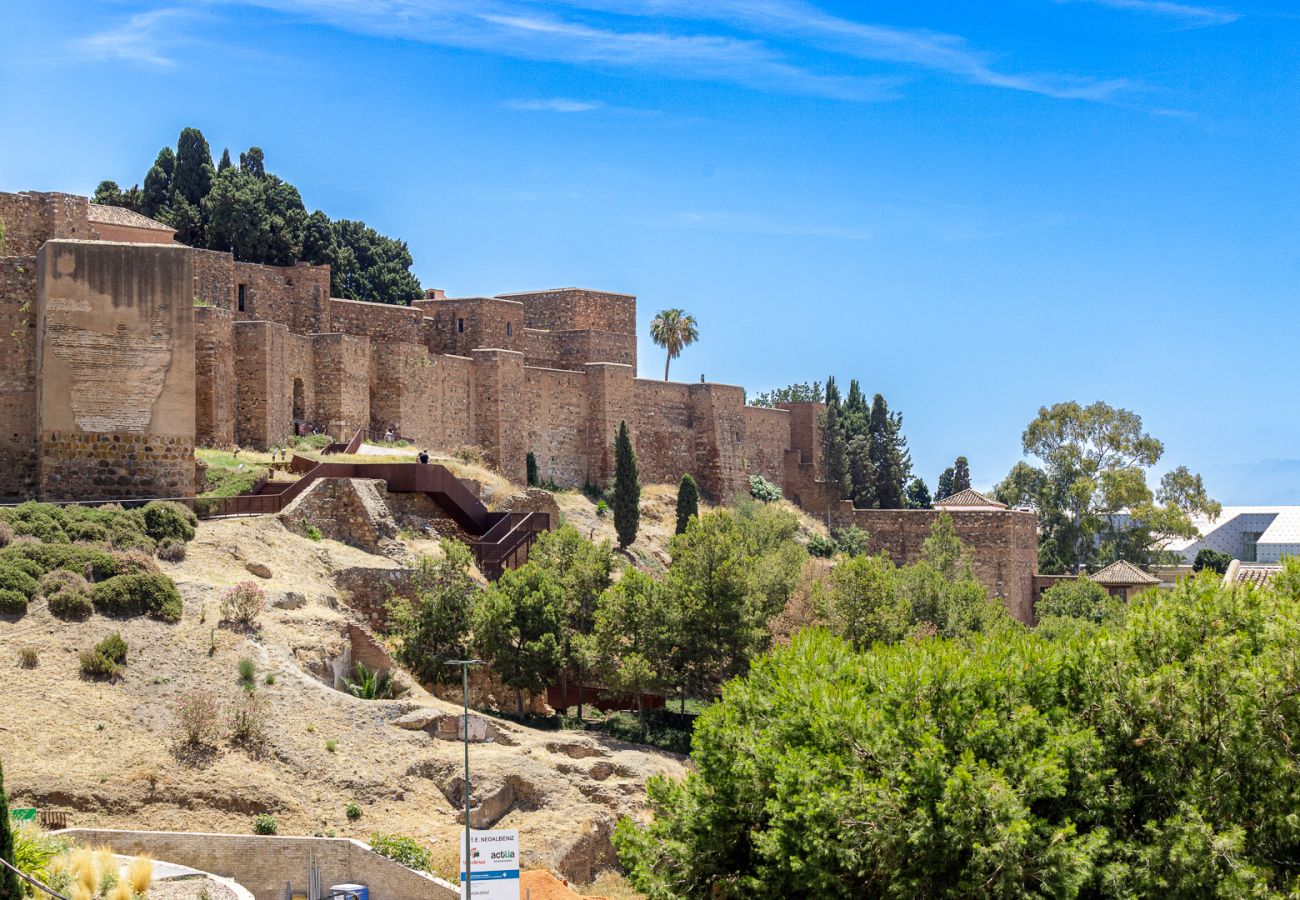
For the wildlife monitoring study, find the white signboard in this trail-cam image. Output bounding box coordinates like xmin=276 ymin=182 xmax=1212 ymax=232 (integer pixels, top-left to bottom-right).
xmin=459 ymin=828 xmax=520 ymax=900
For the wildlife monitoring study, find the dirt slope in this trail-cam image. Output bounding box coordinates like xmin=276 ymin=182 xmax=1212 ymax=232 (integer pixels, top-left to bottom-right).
xmin=0 ymin=516 xmax=684 ymax=886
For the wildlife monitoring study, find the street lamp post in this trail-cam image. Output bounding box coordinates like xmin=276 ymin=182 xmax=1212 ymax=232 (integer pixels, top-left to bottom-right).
xmin=446 ymin=659 xmax=484 ymax=900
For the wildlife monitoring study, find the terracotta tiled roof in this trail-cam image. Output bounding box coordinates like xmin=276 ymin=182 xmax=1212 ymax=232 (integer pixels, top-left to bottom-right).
xmin=933 ymin=488 xmax=1007 ymax=509
xmin=1089 ymin=559 xmax=1160 ymax=586
xmin=87 ymin=203 xmax=174 ymax=232
xmin=1228 ymin=563 xmax=1282 ymax=588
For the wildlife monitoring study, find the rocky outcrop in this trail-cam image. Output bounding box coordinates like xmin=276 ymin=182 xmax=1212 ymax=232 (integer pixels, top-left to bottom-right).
xmin=280 ymin=478 xmax=401 ymax=555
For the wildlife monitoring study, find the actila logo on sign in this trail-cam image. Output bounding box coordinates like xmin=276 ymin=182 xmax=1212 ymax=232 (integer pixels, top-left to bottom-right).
xmin=460 ymin=828 xmax=520 ymax=900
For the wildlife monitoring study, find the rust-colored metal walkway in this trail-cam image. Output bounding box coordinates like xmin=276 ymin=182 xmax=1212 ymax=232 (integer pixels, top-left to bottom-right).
xmin=200 ymin=449 xmax=547 ymax=579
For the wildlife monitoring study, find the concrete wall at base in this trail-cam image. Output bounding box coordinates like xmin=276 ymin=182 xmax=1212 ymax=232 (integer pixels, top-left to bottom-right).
xmin=829 ymin=502 xmax=1040 ymax=623
xmin=57 ymin=830 xmax=459 ymax=900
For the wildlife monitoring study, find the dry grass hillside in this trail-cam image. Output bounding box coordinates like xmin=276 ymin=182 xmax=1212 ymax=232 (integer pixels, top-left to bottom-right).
xmin=0 ymin=513 xmax=685 ymax=891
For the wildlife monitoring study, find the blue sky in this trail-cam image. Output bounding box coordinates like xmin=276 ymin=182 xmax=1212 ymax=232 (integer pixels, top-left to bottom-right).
xmin=3 ymin=0 xmax=1298 ymax=503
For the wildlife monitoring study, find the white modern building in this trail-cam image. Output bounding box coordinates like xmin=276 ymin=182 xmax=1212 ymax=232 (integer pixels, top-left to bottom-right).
xmin=1167 ymin=506 xmax=1300 ymax=564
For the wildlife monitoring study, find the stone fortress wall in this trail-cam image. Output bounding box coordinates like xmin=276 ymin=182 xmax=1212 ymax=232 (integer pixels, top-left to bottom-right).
xmin=0 ymin=190 xmax=1040 ymax=618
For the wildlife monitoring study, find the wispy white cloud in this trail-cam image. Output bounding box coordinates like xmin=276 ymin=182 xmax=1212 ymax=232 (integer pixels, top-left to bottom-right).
xmin=78 ymin=0 xmax=1137 ymax=104
xmin=505 ymin=98 xmax=605 ymax=112
xmin=71 ymin=7 xmax=191 ymax=67
xmin=1058 ymin=0 xmax=1239 ymax=26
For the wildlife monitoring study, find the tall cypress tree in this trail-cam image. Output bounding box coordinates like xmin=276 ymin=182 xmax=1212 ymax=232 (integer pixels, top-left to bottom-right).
xmin=218 ymin=148 xmax=233 ymax=172
xmin=952 ymin=456 xmax=972 ymax=493
xmin=819 ymin=402 xmax=849 ymax=521
xmin=140 ymin=146 xmax=175 ymax=219
xmin=0 ymin=759 xmax=19 ymax=899
xmin=868 ymin=395 xmax=910 ymax=509
xmin=675 ymin=474 xmax=700 ymax=535
xmin=173 ymin=127 xmax=214 ymax=207
xmin=612 ymin=421 xmax=640 ymax=549
xmin=936 ymin=467 xmax=955 ymax=501
xmin=848 ymin=435 xmax=874 ymax=509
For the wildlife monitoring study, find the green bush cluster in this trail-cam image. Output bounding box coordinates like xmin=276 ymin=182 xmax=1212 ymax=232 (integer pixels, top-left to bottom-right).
xmin=91 ymin=573 xmax=183 ymax=621
xmin=617 ymin=563 xmax=1300 ymax=898
xmin=747 ymin=474 xmax=783 ymax=503
xmin=252 ymin=813 xmax=279 ymax=835
xmin=0 ymin=500 xmax=196 ymax=551
xmin=0 ymin=558 xmax=39 ymax=612
xmin=80 ymin=632 xmax=128 ymax=680
xmin=368 ymin=833 xmax=431 ymax=871
xmin=42 ymin=569 xmax=93 ymax=620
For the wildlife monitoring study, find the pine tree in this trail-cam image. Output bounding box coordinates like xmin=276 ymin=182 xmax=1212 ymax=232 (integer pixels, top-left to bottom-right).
xmin=819 ymin=402 xmax=849 ymax=520
xmin=0 ymin=759 xmax=19 ymax=899
xmin=936 ymin=467 xmax=955 ymax=502
xmin=218 ymin=148 xmax=233 ymax=172
xmin=952 ymin=456 xmax=972 ymax=493
xmin=842 ymin=378 xmax=869 ymax=442
xmin=612 ymin=421 xmax=640 ymax=549
xmin=675 ymin=474 xmax=700 ymax=534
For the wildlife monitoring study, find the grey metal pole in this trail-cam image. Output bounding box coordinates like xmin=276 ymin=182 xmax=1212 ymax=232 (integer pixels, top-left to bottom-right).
xmin=447 ymin=659 xmax=483 ymax=900
xmin=463 ymin=662 xmax=471 ymax=900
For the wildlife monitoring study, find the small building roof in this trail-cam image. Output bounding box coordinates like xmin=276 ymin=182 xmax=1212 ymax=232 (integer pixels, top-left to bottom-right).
xmin=1225 ymin=561 xmax=1283 ymax=588
xmin=1089 ymin=559 xmax=1160 ymax=586
xmin=933 ymin=488 xmax=1007 ymax=510
xmin=88 ymin=203 xmax=174 ymax=233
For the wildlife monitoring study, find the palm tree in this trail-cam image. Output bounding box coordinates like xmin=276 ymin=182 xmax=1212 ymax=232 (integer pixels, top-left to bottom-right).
xmin=649 ymin=308 xmax=699 ymax=381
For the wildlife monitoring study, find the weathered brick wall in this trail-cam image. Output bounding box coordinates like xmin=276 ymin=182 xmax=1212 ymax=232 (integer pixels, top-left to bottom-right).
xmin=524 ymin=366 xmax=589 ymax=486
xmin=472 ymin=349 xmax=526 ymax=482
xmin=507 ymin=287 xmax=636 ymax=337
xmin=415 ymin=296 xmax=523 ymax=357
xmin=191 ymin=248 xmax=237 ymax=309
xmin=740 ymin=405 xmax=790 ymax=488
xmin=230 ymin=261 xmax=330 ymax=333
xmin=0 ymin=192 xmax=90 ymax=258
xmin=36 ymin=241 xmax=195 ymax=501
xmin=582 ymin=362 xmax=636 ymax=487
xmin=58 ymin=830 xmax=459 ymax=900
xmin=828 ymin=503 xmax=1039 ymax=622
xmin=523 ymin=327 xmax=636 ymax=371
xmin=312 ymin=334 xmax=370 ymax=440
xmin=631 ymin=378 xmax=696 ymax=488
xmin=194 ymin=306 xmax=235 ymax=446
xmin=368 ymin=340 xmax=434 ymax=438
xmin=329 ymin=297 xmax=423 ymax=344
xmin=0 ymin=256 xmax=39 ymax=498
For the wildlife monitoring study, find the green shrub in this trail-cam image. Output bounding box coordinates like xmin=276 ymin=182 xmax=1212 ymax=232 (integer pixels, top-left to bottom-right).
xmin=238 ymin=656 xmax=257 ymax=684
xmin=0 ymin=561 xmax=40 ymax=599
xmin=830 ymin=524 xmax=870 ymax=557
xmin=64 ymin=519 xmax=109 ymax=543
xmin=368 ymin=833 xmax=430 ymax=871
xmin=4 ymin=505 xmax=69 ymax=543
xmin=42 ymin=569 xmax=93 ymax=620
xmin=142 ymin=501 xmax=197 ymax=543
xmin=91 ymin=573 xmax=183 ymax=621
xmin=1193 ymin=547 xmax=1233 ymax=575
xmin=230 ymin=690 xmax=269 ymax=745
xmin=100 ymin=509 xmax=155 ymax=552
xmin=111 ymin=548 xmax=161 ymax=575
xmin=156 ymin=538 xmax=187 ymax=562
xmin=1037 ymin=577 xmax=1121 ymax=624
xmin=806 ymin=533 xmax=835 ymax=558
xmin=595 ymin=499 xmax=609 ymax=518
xmin=3 ymin=543 xmax=117 ymax=581
xmin=79 ymin=649 xmax=121 ymax=680
xmin=0 ymin=588 xmax=28 ymax=615
xmin=346 ymin=802 xmax=362 ymax=821
xmin=252 ymin=814 xmax=278 ymax=835
xmin=0 ymin=521 xmax=13 ymax=547
xmin=95 ymin=632 xmax=128 ymax=664
xmin=304 ymin=522 xmax=323 ymax=541
xmin=748 ymin=474 xmax=783 ymax=503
